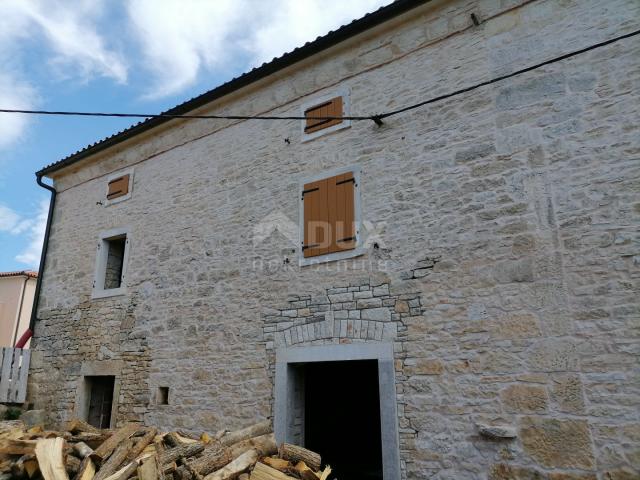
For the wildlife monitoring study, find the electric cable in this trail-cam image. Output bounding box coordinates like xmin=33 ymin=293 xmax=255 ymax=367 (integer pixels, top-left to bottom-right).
xmin=0 ymin=28 xmax=638 ymax=125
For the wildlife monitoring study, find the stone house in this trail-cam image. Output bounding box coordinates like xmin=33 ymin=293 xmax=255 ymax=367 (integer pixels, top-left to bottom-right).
xmin=28 ymin=0 xmax=639 ymax=478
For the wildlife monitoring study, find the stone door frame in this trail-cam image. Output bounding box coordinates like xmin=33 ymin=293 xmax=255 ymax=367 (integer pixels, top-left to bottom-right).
xmin=274 ymin=343 xmax=400 ymax=480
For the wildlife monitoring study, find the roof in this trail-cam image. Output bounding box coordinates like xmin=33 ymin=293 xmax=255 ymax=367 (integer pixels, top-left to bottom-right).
xmin=0 ymin=271 xmax=38 ymax=279
xmin=37 ymin=0 xmax=432 ymax=177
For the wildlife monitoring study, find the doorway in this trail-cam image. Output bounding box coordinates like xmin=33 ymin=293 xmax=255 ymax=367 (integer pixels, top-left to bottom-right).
xmin=304 ymin=360 xmax=382 ymax=479
xmin=274 ymin=343 xmax=400 ymax=480
xmin=85 ymin=376 xmax=115 ymax=429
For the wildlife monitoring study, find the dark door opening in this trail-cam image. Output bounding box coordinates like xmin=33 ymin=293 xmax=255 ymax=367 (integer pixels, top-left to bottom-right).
xmin=304 ymin=360 xmax=382 ymax=480
xmin=86 ymin=376 xmax=115 ymax=429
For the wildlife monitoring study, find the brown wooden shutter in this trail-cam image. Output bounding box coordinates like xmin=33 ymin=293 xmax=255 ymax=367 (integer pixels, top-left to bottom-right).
xmin=302 ymin=178 xmax=330 ymax=258
xmin=107 ymin=174 xmax=129 ymax=200
xmin=303 ymin=172 xmax=356 ymax=258
xmin=328 ymin=173 xmax=356 ymax=254
xmin=304 ymin=97 xmax=343 ymax=134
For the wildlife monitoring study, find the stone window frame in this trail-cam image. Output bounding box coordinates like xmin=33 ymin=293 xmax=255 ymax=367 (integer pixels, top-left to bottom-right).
xmin=91 ymin=227 xmax=131 ymax=299
xmin=274 ymin=343 xmax=401 ymax=480
xmin=104 ymin=167 xmax=134 ymax=206
xmin=298 ymin=165 xmax=365 ymax=267
xmin=300 ymin=87 xmax=351 ymax=142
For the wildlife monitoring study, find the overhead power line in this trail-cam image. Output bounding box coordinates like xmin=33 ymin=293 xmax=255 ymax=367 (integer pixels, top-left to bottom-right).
xmin=1 ymin=28 xmax=638 ymax=126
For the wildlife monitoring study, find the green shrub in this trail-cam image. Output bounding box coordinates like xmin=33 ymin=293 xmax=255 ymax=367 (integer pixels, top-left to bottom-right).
xmin=4 ymin=407 xmax=22 ymax=420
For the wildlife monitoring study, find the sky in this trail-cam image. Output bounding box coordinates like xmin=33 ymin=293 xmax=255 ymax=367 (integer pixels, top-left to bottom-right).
xmin=0 ymin=0 xmax=392 ymax=272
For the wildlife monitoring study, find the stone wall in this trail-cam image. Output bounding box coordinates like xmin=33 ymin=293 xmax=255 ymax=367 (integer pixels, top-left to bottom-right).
xmin=28 ymin=0 xmax=640 ymax=478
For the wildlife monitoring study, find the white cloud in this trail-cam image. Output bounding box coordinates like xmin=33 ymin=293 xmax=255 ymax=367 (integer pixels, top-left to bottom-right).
xmin=127 ymin=0 xmax=392 ymax=99
xmin=0 ymin=74 xmax=37 ymax=150
xmin=0 ymin=200 xmax=49 ymax=268
xmin=0 ymin=0 xmax=127 ymax=84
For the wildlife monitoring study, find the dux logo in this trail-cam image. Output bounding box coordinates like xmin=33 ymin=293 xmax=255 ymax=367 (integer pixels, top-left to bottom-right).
xmin=253 ymin=211 xmax=387 ymax=249
xmin=253 ymin=211 xmax=298 ymax=247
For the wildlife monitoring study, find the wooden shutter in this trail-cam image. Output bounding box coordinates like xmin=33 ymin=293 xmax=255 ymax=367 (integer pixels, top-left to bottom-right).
xmin=302 ymin=178 xmax=329 ymax=258
xmin=328 ymin=173 xmax=356 ymax=253
xmin=107 ymin=174 xmax=129 ymax=200
xmin=302 ymin=171 xmax=356 ymax=258
xmin=304 ymin=97 xmax=343 ymax=134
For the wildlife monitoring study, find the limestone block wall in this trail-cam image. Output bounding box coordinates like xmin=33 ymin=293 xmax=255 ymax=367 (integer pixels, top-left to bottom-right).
xmin=27 ymin=0 xmax=640 ymax=478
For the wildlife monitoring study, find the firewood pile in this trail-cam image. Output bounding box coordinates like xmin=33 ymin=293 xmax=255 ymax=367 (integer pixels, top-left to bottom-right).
xmin=0 ymin=419 xmax=331 ymax=480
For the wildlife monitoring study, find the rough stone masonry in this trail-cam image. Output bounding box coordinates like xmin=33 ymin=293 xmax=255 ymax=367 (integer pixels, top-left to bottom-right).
xmin=27 ymin=0 xmax=639 ymax=479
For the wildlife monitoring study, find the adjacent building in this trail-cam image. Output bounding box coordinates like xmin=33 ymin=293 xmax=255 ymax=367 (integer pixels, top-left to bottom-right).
xmin=0 ymin=271 xmax=37 ymax=348
xmin=27 ymin=0 xmax=640 ymax=479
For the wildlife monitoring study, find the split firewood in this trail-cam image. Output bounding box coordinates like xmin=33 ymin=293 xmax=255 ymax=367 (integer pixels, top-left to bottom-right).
xmin=261 ymin=457 xmax=290 ymax=472
xmin=136 ymin=455 xmax=158 ymax=480
xmin=21 ymin=454 xmax=39 ymax=479
xmin=0 ymin=438 xmax=38 ymax=455
xmin=63 ymin=420 xmax=101 ymax=435
xmin=124 ymin=428 xmax=157 ymax=463
xmin=219 ymin=421 xmax=271 ymax=447
xmin=100 ymin=460 xmax=138 ymax=480
xmin=183 ymin=433 xmax=277 ymax=478
xmin=70 ymin=433 xmax=111 ymax=450
xmin=64 ymin=455 xmax=81 ymax=476
xmin=34 ymin=437 xmax=68 ymax=480
xmin=160 ymin=442 xmax=204 ymax=465
xmin=76 ymin=457 xmax=96 ymax=480
xmin=203 ymin=449 xmax=259 ymax=480
xmin=250 ymin=462 xmax=296 ymax=480
xmin=278 ymin=444 xmax=320 ymax=471
xmin=293 ymin=461 xmax=320 ymax=480
xmin=94 ymin=438 xmax=134 ymax=480
xmin=94 ymin=424 xmax=139 ymax=461
xmin=73 ymin=441 xmax=102 ymax=462
xmin=238 ymin=475 xmax=249 ymax=480
xmin=317 ymin=465 xmax=331 ymax=480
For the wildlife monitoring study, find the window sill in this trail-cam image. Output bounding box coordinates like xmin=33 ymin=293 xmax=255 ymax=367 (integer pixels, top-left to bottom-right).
xmin=92 ymin=287 xmax=127 ymax=299
xmin=299 ymin=246 xmax=366 ymax=267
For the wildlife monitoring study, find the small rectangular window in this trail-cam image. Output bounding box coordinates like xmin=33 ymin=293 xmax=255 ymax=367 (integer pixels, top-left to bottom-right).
xmin=104 ymin=236 xmax=126 ymax=289
xmin=157 ymin=387 xmax=169 ymax=405
xmin=107 ymin=174 xmax=129 ymax=200
xmin=304 ymin=96 xmax=343 ymax=134
xmin=92 ymin=228 xmax=130 ymax=299
xmin=302 ymin=171 xmax=357 ymax=258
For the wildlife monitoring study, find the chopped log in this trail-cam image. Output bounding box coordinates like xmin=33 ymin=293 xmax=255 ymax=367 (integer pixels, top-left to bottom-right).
xmin=249 ymin=462 xmax=296 ymax=480
xmin=164 ymin=432 xmax=182 ymax=448
xmin=124 ymin=428 xmax=157 ymax=464
xmin=238 ymin=475 xmax=249 ymax=480
xmin=219 ymin=421 xmax=271 ymax=448
xmin=278 ymin=444 xmax=320 ymax=471
xmin=101 ymin=460 xmax=138 ymax=480
xmin=63 ymin=420 xmax=101 ymax=435
xmin=23 ymin=455 xmax=39 ymax=479
xmin=187 ymin=433 xmax=276 ymax=477
xmin=317 ymin=465 xmax=331 ymax=480
xmin=65 ymin=454 xmax=81 ymax=475
xmin=136 ymin=456 xmax=158 ymax=480
xmin=0 ymin=439 xmax=38 ymax=455
xmin=160 ymin=442 xmax=204 ymax=465
xmin=94 ymin=424 xmax=139 ymax=461
xmin=35 ymin=437 xmax=69 ymax=480
xmin=76 ymin=458 xmax=96 ymax=480
xmin=0 ymin=420 xmax=26 ymax=440
xmin=202 ymin=449 xmax=259 ymax=480
xmin=261 ymin=457 xmax=290 ymax=472
xmin=73 ymin=442 xmax=102 ymax=463
xmin=10 ymin=456 xmax=26 ymax=479
xmin=70 ymin=433 xmax=111 ymax=450
xmin=94 ymin=439 xmax=134 ymax=480
xmin=293 ymin=461 xmax=319 ymax=480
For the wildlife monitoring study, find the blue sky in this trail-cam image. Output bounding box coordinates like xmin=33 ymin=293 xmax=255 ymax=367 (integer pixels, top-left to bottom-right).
xmin=0 ymin=0 xmax=390 ymax=272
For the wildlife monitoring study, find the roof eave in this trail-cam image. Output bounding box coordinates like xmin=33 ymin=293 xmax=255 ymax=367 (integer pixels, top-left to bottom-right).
xmin=36 ymin=0 xmax=432 ymax=177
